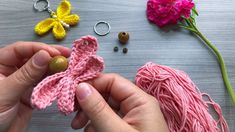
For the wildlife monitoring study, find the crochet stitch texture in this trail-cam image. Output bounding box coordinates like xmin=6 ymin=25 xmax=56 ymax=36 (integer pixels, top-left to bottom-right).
xmin=31 ymin=35 xmax=104 ymax=115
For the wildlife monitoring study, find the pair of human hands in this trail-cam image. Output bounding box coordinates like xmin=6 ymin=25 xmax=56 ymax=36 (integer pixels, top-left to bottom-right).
xmin=0 ymin=42 xmax=168 ymax=132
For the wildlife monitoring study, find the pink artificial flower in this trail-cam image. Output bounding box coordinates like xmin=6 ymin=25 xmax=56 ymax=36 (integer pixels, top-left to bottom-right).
xmin=147 ymin=0 xmax=194 ymax=27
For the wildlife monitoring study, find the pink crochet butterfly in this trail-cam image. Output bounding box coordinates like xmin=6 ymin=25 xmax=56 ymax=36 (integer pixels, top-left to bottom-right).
xmin=31 ymin=35 xmax=104 ymax=115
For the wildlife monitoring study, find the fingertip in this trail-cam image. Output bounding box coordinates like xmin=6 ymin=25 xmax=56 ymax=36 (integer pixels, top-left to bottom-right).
xmin=76 ymin=83 xmax=93 ymax=101
xmin=71 ymin=118 xmax=80 ymax=130
xmin=51 ymin=45 xmax=72 ymax=57
xmin=32 ymin=50 xmax=51 ymax=68
xmin=60 ymin=47 xmax=71 ymax=57
xmin=71 ymin=111 xmax=89 ymax=130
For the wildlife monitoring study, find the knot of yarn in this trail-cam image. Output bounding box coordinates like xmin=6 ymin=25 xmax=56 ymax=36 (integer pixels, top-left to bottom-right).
xmin=31 ymin=35 xmax=104 ymax=115
xmin=135 ymin=62 xmax=229 ymax=132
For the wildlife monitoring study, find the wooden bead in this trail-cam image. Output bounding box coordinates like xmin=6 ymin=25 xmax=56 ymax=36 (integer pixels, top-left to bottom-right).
xmin=118 ymin=32 xmax=129 ymax=44
xmin=49 ymin=56 xmax=68 ymax=73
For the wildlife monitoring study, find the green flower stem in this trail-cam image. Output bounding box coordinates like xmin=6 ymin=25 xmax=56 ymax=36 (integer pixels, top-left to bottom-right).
xmin=184 ymin=19 xmax=235 ymax=106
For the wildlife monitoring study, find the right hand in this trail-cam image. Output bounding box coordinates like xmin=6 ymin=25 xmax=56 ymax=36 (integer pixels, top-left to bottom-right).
xmin=71 ymin=74 xmax=169 ymax=132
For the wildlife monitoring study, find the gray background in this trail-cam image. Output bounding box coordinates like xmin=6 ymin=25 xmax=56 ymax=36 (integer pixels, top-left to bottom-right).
xmin=0 ymin=0 xmax=234 ymax=131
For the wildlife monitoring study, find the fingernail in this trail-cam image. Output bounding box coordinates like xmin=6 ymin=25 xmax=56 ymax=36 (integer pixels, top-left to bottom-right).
xmin=76 ymin=83 xmax=92 ymax=100
xmin=33 ymin=50 xmax=50 ymax=67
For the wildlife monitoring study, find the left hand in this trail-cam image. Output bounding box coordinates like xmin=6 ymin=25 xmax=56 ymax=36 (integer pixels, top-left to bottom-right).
xmin=0 ymin=41 xmax=71 ymax=132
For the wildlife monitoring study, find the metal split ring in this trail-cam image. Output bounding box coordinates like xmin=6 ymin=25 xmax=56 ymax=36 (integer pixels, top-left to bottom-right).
xmin=93 ymin=21 xmax=111 ymax=36
xmin=34 ymin=0 xmax=50 ymax=12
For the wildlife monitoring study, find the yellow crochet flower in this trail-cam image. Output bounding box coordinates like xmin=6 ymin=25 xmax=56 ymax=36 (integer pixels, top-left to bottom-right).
xmin=35 ymin=0 xmax=80 ymax=40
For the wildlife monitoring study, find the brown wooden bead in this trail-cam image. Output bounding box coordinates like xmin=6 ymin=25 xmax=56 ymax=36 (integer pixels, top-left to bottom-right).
xmin=49 ymin=56 xmax=68 ymax=74
xmin=118 ymin=32 xmax=129 ymax=44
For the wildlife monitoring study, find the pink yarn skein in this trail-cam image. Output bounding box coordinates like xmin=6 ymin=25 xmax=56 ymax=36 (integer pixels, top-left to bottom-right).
xmin=31 ymin=35 xmax=104 ymax=115
xmin=135 ymin=62 xmax=229 ymax=132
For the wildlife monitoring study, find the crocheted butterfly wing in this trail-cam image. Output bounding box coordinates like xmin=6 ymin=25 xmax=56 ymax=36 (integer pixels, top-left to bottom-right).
xmin=50 ymin=0 xmax=71 ymax=40
xmin=34 ymin=13 xmax=65 ymax=39
xmin=74 ymin=56 xmax=104 ymax=82
xmin=31 ymin=72 xmax=65 ymax=109
xmin=56 ymin=76 xmax=76 ymax=115
xmin=57 ymin=0 xmax=80 ymax=26
xmin=35 ymin=18 xmax=55 ymax=36
xmin=57 ymin=36 xmax=104 ymax=115
xmin=68 ymin=35 xmax=98 ymax=68
xmin=70 ymin=35 xmax=103 ymax=81
xmin=57 ymin=56 xmax=104 ymax=115
xmin=53 ymin=0 xmax=79 ymax=39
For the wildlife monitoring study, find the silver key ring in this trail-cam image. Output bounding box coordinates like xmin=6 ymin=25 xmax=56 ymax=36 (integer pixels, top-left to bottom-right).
xmin=34 ymin=0 xmax=50 ymax=12
xmin=94 ymin=21 xmax=111 ymax=36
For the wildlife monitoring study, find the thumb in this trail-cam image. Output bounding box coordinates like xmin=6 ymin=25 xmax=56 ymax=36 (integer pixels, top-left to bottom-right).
xmin=2 ymin=50 xmax=51 ymax=103
xmin=76 ymin=83 xmax=123 ymax=131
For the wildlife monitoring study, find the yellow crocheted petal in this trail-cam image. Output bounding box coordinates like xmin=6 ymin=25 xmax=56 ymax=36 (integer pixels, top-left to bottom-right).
xmin=57 ymin=0 xmax=71 ymax=19
xmin=62 ymin=14 xmax=80 ymax=26
xmin=35 ymin=18 xmax=55 ymax=35
xmin=52 ymin=22 xmax=66 ymax=40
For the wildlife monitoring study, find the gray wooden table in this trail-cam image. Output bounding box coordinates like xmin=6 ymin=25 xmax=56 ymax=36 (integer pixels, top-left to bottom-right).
xmin=0 ymin=0 xmax=234 ymax=131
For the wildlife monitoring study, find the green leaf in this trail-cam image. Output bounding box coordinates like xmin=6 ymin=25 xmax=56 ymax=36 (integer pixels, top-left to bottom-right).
xmin=190 ymin=6 xmax=198 ymax=25
xmin=189 ymin=17 xmax=196 ymax=25
xmin=190 ymin=16 xmax=196 ymax=25
xmin=184 ymin=18 xmax=192 ymax=27
xmin=178 ymin=24 xmax=198 ymax=33
xmin=192 ymin=6 xmax=199 ymax=16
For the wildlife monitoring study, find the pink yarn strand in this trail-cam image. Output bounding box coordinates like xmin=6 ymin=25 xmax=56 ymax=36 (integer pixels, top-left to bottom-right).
xmin=135 ymin=62 xmax=229 ymax=132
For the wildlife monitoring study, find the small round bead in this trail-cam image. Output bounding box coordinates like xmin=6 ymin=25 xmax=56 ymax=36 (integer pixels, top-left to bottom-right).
xmin=60 ymin=21 xmax=70 ymax=29
xmin=113 ymin=46 xmax=119 ymax=52
xmin=49 ymin=56 xmax=68 ymax=74
xmin=123 ymin=48 xmax=128 ymax=54
xmin=118 ymin=32 xmax=129 ymax=44
xmin=52 ymin=15 xmax=57 ymax=18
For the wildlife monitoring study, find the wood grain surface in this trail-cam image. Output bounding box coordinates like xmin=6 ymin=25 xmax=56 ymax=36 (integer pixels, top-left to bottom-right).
xmin=0 ymin=0 xmax=234 ymax=131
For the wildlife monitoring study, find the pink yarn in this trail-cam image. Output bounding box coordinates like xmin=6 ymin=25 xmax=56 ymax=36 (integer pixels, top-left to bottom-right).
xmin=147 ymin=0 xmax=194 ymax=27
xmin=135 ymin=62 xmax=229 ymax=132
xmin=31 ymin=35 xmax=104 ymax=115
